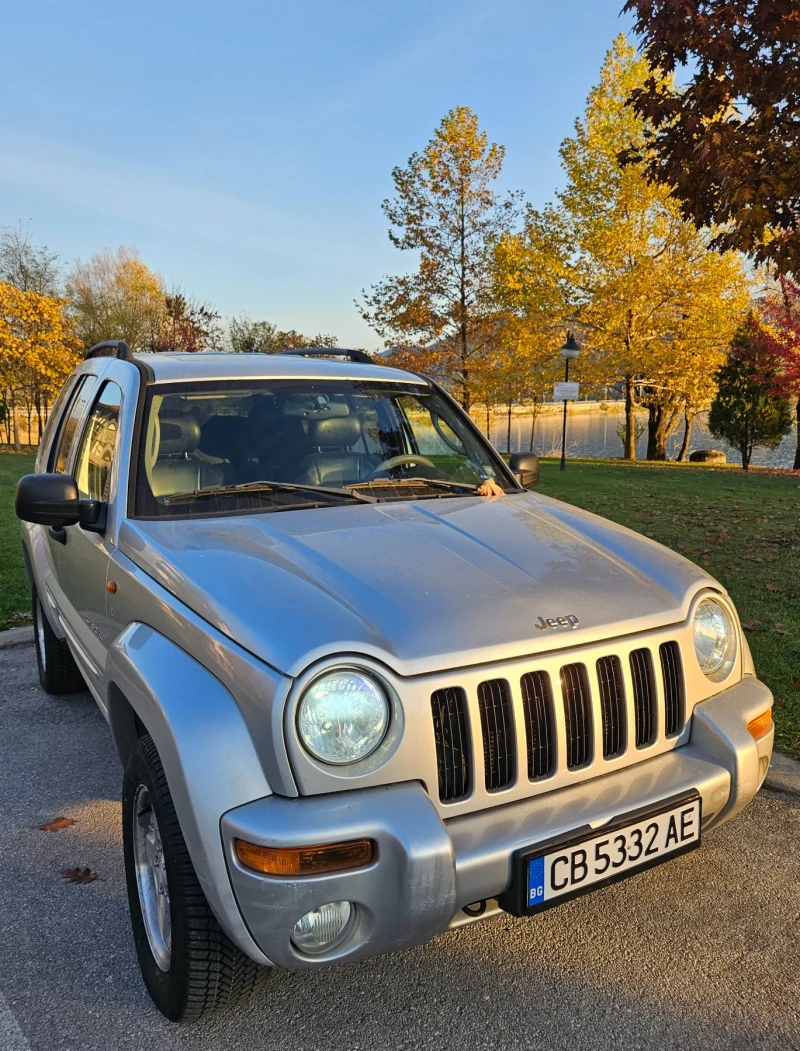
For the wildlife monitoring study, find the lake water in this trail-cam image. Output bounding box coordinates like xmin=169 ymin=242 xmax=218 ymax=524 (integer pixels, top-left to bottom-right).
xmin=483 ymin=408 xmax=799 ymax=469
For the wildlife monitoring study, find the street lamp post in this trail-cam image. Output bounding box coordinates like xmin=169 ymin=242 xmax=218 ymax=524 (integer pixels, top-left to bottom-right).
xmin=559 ymin=332 xmax=581 ymax=472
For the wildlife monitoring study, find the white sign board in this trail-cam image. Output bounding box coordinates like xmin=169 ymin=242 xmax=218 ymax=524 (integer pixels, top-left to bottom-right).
xmin=554 ymin=381 xmax=580 ymax=401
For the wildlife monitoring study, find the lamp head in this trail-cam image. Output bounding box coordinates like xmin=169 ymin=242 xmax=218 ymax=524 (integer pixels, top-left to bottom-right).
xmin=560 ymin=332 xmax=581 ymax=360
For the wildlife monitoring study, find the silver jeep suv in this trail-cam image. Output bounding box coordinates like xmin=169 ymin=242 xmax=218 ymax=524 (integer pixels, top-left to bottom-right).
xmin=16 ymin=342 xmax=774 ymax=1021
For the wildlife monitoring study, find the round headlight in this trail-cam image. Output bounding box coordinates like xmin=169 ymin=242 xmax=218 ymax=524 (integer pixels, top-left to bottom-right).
xmin=297 ymin=670 xmax=389 ymax=765
xmin=693 ymin=597 xmax=737 ymax=681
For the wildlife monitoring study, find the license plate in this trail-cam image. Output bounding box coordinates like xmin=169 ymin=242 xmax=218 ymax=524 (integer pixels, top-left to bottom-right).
xmin=498 ymin=793 xmax=701 ymax=917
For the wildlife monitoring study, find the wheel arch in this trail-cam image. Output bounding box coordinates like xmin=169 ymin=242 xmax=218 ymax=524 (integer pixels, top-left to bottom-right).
xmin=106 ymin=623 xmax=274 ymax=965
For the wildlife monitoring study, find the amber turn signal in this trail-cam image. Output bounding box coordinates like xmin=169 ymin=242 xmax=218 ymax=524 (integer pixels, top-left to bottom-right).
xmin=747 ymin=709 xmax=773 ymax=741
xmin=234 ymin=838 xmax=374 ymax=876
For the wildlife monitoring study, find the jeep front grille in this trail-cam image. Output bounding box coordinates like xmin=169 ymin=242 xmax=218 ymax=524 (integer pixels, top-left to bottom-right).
xmin=477 ymin=678 xmax=515 ymax=790
xmin=430 ymin=687 xmax=471 ymax=802
xmin=431 ymin=640 xmax=686 ymax=804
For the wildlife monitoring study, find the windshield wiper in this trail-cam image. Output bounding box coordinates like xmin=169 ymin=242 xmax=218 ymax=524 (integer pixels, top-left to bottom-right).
xmin=347 ymin=476 xmax=478 ymax=495
xmin=164 ymin=480 xmax=377 ymax=505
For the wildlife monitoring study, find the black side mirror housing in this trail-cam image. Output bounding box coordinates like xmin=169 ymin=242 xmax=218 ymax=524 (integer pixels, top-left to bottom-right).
xmin=509 ymin=453 xmax=540 ymax=489
xmin=16 ymin=473 xmax=108 ymax=533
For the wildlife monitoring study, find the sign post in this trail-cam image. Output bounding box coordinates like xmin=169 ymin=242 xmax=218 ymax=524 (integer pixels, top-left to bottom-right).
xmin=557 ymin=333 xmax=582 ymax=471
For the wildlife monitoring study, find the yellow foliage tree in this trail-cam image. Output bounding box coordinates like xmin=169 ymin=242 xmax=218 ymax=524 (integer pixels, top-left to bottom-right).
xmin=67 ymin=245 xmax=165 ymax=352
xmin=0 ymin=280 xmax=81 ymax=449
xmin=496 ymin=35 xmax=750 ymax=460
xmin=359 ymin=106 xmax=521 ymax=412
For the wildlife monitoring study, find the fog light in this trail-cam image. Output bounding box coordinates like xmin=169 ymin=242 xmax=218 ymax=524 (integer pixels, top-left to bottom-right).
xmin=292 ymin=901 xmax=353 ymax=955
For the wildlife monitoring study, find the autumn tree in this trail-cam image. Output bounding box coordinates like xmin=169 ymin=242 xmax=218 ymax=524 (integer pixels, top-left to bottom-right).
xmin=149 ymin=292 xmax=223 ymax=352
xmin=67 ymin=246 xmax=165 ymax=352
xmin=497 ymin=36 xmax=749 ymax=460
xmin=359 ymin=106 xmax=520 ymax=412
xmin=709 ymin=317 xmax=793 ymax=469
xmin=228 ymin=315 xmax=338 ymax=354
xmin=1 ymin=223 xmax=61 ymax=297
xmin=0 ymin=281 xmax=80 ymax=448
xmin=755 ymin=274 xmax=800 ymax=469
xmin=623 ymin=0 xmax=800 ymax=275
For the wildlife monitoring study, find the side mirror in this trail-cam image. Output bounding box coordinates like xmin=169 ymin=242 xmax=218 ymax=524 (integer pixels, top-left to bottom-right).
xmin=16 ymin=473 xmax=81 ymax=527
xmin=509 ymin=453 xmax=540 ymax=489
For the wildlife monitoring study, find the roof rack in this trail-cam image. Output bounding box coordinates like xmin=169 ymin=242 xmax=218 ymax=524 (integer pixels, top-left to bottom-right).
xmin=276 ymin=347 xmax=374 ymax=365
xmin=85 ymin=340 xmax=133 ymax=362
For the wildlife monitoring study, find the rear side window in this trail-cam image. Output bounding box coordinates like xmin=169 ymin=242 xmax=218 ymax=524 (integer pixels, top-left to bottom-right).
xmin=73 ymin=382 xmax=122 ymax=500
xmin=51 ymin=376 xmax=98 ymax=474
xmin=36 ymin=376 xmax=78 ymax=472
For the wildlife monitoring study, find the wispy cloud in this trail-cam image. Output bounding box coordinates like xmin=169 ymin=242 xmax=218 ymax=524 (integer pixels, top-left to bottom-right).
xmin=0 ymin=127 xmax=355 ymax=261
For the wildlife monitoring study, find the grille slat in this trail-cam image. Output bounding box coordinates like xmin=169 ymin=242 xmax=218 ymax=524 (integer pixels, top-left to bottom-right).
xmin=561 ymin=663 xmax=592 ymax=769
xmin=630 ymin=648 xmax=657 ymax=747
xmin=659 ymin=641 xmax=685 ymax=737
xmin=521 ymin=671 xmax=555 ymax=779
xmin=596 ymin=655 xmax=626 ymax=758
xmin=431 ymin=687 xmax=470 ymax=801
xmin=477 ymin=679 xmax=515 ymax=790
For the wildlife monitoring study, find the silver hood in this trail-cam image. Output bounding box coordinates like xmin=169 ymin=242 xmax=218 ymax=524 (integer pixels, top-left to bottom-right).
xmin=119 ymin=492 xmax=718 ymax=678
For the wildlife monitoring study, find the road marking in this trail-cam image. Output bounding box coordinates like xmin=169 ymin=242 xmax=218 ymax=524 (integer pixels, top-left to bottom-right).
xmin=0 ymin=992 xmax=31 ymax=1050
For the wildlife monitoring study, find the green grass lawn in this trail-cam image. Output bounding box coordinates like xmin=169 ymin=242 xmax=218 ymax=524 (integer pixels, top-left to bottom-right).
xmin=2 ymin=449 xmax=798 ymax=757
xmin=0 ymin=452 xmax=35 ymax=630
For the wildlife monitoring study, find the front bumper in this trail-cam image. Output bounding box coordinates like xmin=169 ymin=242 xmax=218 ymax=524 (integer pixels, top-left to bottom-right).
xmin=221 ymin=675 xmax=773 ymax=968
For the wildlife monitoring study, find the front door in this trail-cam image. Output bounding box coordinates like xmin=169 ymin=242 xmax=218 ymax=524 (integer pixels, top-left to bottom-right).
xmin=47 ymin=380 xmax=122 ymax=701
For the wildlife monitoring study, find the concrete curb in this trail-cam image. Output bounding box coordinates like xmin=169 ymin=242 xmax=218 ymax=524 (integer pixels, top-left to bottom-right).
xmin=0 ymin=626 xmax=34 ymax=649
xmin=764 ymin=752 xmax=800 ymax=798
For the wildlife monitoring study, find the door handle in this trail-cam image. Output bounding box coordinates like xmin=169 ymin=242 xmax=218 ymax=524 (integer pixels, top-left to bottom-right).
xmin=48 ymin=526 xmax=68 ymax=545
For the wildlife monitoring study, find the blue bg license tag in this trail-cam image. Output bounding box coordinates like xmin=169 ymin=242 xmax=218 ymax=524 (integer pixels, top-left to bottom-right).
xmin=527 ymin=856 xmax=545 ymax=906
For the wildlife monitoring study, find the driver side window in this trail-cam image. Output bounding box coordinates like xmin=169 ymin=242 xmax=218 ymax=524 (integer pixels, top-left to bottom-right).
xmin=73 ymin=382 xmax=122 ymax=501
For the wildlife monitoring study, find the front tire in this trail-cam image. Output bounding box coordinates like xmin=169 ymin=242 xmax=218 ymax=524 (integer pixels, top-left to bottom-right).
xmin=122 ymin=735 xmax=268 ymax=1022
xmin=32 ymin=587 xmax=85 ymax=695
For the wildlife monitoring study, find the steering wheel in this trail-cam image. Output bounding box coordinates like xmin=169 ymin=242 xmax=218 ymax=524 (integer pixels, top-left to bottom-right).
xmin=365 ymin=454 xmax=437 ymax=481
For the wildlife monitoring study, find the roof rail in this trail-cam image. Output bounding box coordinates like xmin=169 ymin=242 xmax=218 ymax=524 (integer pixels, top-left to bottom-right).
xmin=276 ymin=347 xmax=374 ymax=365
xmin=85 ymin=340 xmax=133 ymax=362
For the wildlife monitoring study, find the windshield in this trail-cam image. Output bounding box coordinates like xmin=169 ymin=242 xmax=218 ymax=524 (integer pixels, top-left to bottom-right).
xmin=134 ymin=378 xmax=511 ymax=518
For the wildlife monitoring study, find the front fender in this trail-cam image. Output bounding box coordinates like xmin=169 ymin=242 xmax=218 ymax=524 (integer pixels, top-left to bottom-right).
xmin=106 ymin=623 xmax=274 ymax=965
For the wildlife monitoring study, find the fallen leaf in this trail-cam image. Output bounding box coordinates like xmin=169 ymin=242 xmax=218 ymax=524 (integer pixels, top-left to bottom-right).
xmin=475 ymin=478 xmax=505 ymax=498
xmin=774 ymin=697 xmax=784 ymax=709
xmin=741 ymin=621 xmax=761 ymax=631
xmin=773 ymin=624 xmax=792 ymax=636
xmin=39 ymin=817 xmax=76 ymax=832
xmin=61 ymin=867 xmax=98 ymax=885
xmin=765 ymin=584 xmax=783 ymax=592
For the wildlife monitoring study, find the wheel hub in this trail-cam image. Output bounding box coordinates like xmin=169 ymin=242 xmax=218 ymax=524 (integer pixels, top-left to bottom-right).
xmin=132 ymin=784 xmax=171 ymax=971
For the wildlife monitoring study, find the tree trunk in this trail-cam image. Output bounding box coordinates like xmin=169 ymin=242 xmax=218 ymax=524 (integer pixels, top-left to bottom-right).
xmin=646 ymin=403 xmax=659 ymax=460
xmin=794 ymin=398 xmax=800 ymax=471
xmin=624 ymin=376 xmax=636 ymax=460
xmin=506 ymin=402 xmax=513 ymax=452
xmin=11 ymin=391 xmax=21 ymax=452
xmin=529 ymin=408 xmax=537 ymax=452
xmin=677 ymin=414 xmax=693 ymax=462
xmin=485 ymin=403 xmax=490 ymax=437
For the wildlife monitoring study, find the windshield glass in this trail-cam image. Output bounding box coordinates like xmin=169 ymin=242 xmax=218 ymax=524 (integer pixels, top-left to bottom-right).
xmin=134 ymin=378 xmax=510 ymax=518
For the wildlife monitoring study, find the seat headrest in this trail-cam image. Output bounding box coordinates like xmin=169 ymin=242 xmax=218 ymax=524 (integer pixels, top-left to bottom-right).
xmin=158 ymin=415 xmax=201 ymax=456
xmin=200 ymin=416 xmax=251 ymax=459
xmin=309 ymin=416 xmax=362 ymax=449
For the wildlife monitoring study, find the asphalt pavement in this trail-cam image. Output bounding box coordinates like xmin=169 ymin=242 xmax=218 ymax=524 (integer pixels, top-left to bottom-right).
xmin=1 ymin=642 xmax=798 ymax=1051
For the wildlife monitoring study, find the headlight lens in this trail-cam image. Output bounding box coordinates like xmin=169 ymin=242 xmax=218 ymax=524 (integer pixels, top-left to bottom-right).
xmin=298 ymin=670 xmax=389 ymax=765
xmin=693 ymin=597 xmax=737 ymax=681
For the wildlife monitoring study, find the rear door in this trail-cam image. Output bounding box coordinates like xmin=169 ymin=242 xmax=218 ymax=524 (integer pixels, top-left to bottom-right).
xmin=47 ymin=380 xmax=122 ymax=699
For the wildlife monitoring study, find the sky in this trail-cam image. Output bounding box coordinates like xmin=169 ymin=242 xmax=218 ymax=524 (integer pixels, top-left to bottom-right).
xmin=1 ymin=1 xmax=636 ymax=349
